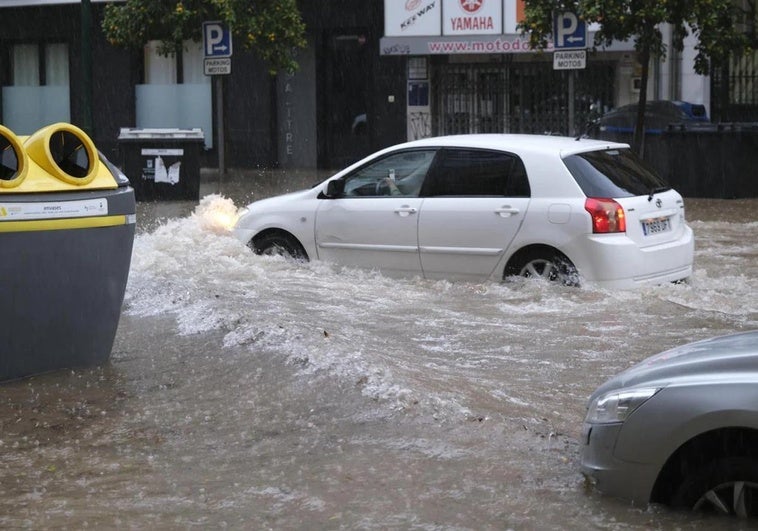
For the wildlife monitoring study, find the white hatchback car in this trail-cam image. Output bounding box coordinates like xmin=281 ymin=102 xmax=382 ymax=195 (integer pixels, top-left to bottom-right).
xmin=233 ymin=134 xmax=694 ymax=288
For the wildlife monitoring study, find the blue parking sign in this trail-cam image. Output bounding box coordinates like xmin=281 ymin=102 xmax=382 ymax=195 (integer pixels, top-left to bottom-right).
xmin=553 ymin=12 xmax=587 ymax=49
xmin=203 ymin=21 xmax=233 ymax=58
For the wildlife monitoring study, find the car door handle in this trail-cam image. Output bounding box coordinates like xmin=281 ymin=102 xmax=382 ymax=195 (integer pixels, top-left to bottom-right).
xmin=395 ymin=206 xmax=418 ymax=217
xmin=494 ymin=206 xmax=520 ymax=217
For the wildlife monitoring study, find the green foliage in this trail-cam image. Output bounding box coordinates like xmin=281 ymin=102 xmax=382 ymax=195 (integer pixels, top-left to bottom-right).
xmin=102 ymin=0 xmax=307 ymax=74
xmin=518 ymin=0 xmax=751 ymax=74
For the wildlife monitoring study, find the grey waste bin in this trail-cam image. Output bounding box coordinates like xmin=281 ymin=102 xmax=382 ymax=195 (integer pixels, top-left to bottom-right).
xmin=117 ymin=128 xmax=204 ymax=201
xmin=0 ymin=122 xmax=136 ymax=381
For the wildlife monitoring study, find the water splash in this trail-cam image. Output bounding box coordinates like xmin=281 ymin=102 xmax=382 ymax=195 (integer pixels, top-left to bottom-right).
xmin=125 ymin=196 xmax=758 ymax=422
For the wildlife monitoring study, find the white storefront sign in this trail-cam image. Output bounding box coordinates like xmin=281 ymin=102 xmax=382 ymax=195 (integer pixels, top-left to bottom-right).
xmin=443 ymin=0 xmax=502 ymax=35
xmin=502 ymin=0 xmax=525 ymax=33
xmin=382 ymin=1 xmax=591 ymax=42
xmin=380 ymin=0 xmax=627 ymax=56
xmin=385 ymin=0 xmax=442 ymax=36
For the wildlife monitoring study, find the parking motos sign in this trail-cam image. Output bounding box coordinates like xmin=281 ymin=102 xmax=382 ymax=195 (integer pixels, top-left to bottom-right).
xmin=553 ymin=49 xmax=586 ymax=70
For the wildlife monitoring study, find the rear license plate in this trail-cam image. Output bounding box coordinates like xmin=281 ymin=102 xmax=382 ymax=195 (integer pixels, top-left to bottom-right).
xmin=642 ymin=217 xmax=671 ymax=235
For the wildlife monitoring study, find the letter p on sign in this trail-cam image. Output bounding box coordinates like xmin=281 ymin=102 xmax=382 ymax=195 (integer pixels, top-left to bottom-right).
xmin=203 ymin=21 xmax=232 ymax=58
xmin=553 ymin=12 xmax=586 ymax=49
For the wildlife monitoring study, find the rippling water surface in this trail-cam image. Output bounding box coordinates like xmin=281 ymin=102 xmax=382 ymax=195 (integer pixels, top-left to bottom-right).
xmin=1 ymin=177 xmax=756 ymax=529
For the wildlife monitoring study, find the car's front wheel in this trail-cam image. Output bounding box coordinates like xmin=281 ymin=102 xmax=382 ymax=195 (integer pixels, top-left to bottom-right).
xmin=672 ymin=457 xmax=758 ymax=517
xmin=251 ymin=232 xmax=308 ymax=261
xmin=505 ymin=248 xmax=579 ymax=286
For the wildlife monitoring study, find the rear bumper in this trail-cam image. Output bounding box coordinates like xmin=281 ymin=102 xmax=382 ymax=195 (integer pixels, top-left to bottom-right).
xmin=571 ymin=225 xmax=694 ymax=289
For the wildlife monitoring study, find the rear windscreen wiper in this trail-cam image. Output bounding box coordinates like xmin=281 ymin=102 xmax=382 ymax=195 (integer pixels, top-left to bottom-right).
xmin=648 ymin=186 xmax=669 ymax=201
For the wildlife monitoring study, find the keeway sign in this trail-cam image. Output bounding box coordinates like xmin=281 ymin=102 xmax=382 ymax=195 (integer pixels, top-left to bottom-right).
xmin=553 ymin=49 xmax=586 ymax=70
xmin=385 ymin=0 xmax=442 ymax=36
xmin=384 ymin=0 xmax=527 ymax=36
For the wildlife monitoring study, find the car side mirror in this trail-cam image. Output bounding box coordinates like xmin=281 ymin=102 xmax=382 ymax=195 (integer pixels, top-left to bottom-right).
xmin=325 ymin=179 xmax=345 ymax=198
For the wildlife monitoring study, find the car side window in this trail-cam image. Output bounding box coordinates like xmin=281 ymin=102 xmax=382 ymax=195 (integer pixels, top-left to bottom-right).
xmin=342 ymin=149 xmax=437 ymax=197
xmin=421 ymin=149 xmax=530 ymax=197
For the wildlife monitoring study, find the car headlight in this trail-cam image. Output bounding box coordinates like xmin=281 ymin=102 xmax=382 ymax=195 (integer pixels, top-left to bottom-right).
xmin=232 ymin=207 xmax=248 ymax=228
xmin=585 ymin=387 xmax=661 ymax=424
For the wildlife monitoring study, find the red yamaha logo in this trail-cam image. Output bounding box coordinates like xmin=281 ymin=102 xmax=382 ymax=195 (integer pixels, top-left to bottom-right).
xmin=459 ymin=0 xmax=483 ymax=13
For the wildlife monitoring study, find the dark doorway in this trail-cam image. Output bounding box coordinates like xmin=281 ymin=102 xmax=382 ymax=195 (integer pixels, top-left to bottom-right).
xmin=434 ymin=65 xmax=508 ymax=135
xmin=321 ymin=30 xmax=372 ymax=169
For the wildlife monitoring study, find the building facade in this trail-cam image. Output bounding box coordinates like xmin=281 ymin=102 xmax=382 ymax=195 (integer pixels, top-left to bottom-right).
xmin=0 ymin=0 xmax=755 ymax=173
xmin=381 ymin=0 xmax=757 ymax=140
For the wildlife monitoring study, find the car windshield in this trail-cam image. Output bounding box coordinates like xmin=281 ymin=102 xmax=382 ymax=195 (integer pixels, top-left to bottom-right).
xmin=563 ymin=148 xmax=669 ymax=198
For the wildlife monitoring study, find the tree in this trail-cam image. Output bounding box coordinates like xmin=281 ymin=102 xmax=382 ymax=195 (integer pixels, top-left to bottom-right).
xmin=102 ymin=0 xmax=307 ymax=74
xmin=519 ymin=0 xmax=752 ymax=155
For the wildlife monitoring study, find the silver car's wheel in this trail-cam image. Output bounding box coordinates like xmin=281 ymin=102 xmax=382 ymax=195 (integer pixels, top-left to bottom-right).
xmin=693 ymin=480 xmax=758 ymax=517
xmin=673 ymin=457 xmax=758 ymax=517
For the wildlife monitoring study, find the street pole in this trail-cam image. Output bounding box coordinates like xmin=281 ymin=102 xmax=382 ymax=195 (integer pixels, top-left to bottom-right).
xmin=80 ymin=0 xmax=93 ymax=136
xmin=568 ymin=70 xmax=575 ymax=136
xmin=215 ymin=74 xmax=225 ymax=192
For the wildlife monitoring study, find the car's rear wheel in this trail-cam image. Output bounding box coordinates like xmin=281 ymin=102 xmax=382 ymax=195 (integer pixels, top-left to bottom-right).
xmin=506 ymin=248 xmax=579 ymax=286
xmin=251 ymin=232 xmax=308 ymax=261
xmin=672 ymin=457 xmax=758 ymax=517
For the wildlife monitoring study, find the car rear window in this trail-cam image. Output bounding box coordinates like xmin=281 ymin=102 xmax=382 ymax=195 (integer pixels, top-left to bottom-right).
xmin=563 ymin=148 xmax=669 ymax=198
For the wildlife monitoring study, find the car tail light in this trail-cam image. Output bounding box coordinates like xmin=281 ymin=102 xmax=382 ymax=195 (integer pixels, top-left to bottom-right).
xmin=585 ymin=198 xmax=626 ymax=233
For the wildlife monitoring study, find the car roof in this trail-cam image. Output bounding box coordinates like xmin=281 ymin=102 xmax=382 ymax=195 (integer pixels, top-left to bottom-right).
xmin=390 ymin=134 xmax=629 ymax=158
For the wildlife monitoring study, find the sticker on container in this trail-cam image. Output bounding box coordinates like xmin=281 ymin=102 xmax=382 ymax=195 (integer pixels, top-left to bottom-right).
xmin=141 ymin=148 xmax=184 ymax=156
xmin=153 ymin=156 xmax=181 ymax=185
xmin=0 ymin=198 xmax=108 ymax=221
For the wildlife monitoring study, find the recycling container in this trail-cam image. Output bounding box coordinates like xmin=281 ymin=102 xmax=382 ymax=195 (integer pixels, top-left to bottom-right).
xmin=117 ymin=127 xmax=204 ymax=201
xmin=0 ymin=122 xmax=136 ymax=381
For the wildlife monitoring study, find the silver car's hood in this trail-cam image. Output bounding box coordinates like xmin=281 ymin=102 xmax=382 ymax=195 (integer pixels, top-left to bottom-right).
xmin=590 ymin=331 xmax=758 ymax=399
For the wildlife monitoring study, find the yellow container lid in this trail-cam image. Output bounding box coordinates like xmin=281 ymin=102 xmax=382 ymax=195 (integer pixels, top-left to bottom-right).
xmin=0 ymin=123 xmax=118 ymax=193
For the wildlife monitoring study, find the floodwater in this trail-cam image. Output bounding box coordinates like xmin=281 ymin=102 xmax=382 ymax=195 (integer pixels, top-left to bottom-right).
xmin=1 ymin=171 xmax=757 ymax=529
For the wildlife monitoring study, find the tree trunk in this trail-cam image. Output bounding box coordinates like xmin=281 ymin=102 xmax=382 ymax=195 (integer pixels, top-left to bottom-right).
xmin=632 ymin=44 xmax=651 ymax=158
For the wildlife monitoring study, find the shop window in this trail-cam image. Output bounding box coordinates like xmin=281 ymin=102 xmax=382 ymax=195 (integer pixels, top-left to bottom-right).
xmin=2 ymin=42 xmax=70 ymax=134
xmin=136 ymin=40 xmax=212 ymax=148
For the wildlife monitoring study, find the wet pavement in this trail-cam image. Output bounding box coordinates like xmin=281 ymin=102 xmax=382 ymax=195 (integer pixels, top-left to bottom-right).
xmin=1 ymin=170 xmax=756 ymax=529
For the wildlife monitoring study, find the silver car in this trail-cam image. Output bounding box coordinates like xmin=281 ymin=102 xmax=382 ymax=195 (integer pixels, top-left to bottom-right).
xmin=581 ymin=331 xmax=758 ymax=517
